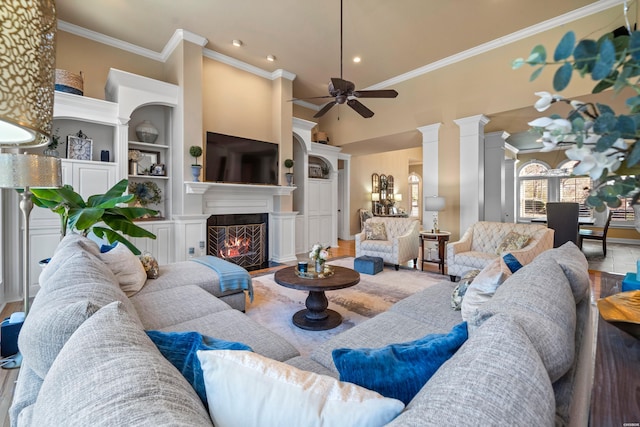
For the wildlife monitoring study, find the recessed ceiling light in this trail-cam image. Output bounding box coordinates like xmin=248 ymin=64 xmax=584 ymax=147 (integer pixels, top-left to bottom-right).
xmin=232 ymin=39 xmax=243 ymax=47
xmin=266 ymin=54 xmax=276 ymax=62
xmin=353 ymin=56 xmax=361 ymax=63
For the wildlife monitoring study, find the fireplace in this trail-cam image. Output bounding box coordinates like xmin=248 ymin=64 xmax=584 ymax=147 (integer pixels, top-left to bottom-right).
xmin=207 ymin=213 xmax=269 ymax=271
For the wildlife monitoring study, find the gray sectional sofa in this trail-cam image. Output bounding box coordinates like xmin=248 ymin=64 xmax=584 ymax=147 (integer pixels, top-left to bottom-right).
xmin=10 ymin=234 xmax=595 ymax=426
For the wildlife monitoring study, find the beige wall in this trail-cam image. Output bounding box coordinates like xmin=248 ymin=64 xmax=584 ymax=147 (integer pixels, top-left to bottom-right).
xmin=56 ymin=31 xmax=166 ymax=100
xmin=349 ymin=147 xmax=421 ymax=235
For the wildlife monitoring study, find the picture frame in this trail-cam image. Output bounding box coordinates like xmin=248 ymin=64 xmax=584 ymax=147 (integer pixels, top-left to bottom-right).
xmin=130 ymin=149 xmax=159 ymax=175
xmin=67 ymin=135 xmax=93 ymax=160
xmin=150 ymin=163 xmax=166 ymax=176
xmin=309 ymin=163 xmax=323 ymax=178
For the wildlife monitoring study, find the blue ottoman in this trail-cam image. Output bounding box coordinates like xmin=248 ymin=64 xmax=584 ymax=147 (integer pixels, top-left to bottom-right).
xmin=354 ymin=256 xmax=384 ymax=275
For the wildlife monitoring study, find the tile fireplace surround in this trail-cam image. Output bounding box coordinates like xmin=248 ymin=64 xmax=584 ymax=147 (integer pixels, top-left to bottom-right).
xmin=185 ymin=182 xmax=297 ymax=264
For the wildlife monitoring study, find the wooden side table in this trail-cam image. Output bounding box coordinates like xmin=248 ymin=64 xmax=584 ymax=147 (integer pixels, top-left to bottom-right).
xmin=419 ymin=231 xmax=450 ymax=275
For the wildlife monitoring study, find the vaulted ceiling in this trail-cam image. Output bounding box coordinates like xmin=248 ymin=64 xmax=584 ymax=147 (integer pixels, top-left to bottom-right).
xmin=55 ymin=0 xmax=632 ymax=152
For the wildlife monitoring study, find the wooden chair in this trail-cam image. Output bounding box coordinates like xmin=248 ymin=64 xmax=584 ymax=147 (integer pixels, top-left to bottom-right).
xmin=579 ymin=210 xmax=613 ymax=256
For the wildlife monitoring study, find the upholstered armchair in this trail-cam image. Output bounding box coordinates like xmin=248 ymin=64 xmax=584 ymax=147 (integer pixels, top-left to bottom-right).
xmin=355 ymin=217 xmax=420 ymax=270
xmin=447 ymin=221 xmax=554 ymax=281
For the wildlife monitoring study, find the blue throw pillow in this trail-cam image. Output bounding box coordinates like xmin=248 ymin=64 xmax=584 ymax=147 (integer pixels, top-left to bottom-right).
xmin=503 ymin=253 xmax=523 ymax=273
xmin=100 ymin=242 xmax=118 ymax=253
xmin=332 ymin=322 xmax=468 ymax=405
xmin=146 ymin=330 xmax=252 ymax=407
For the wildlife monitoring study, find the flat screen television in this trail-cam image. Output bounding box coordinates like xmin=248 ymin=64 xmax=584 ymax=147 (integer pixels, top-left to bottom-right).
xmin=205 ymin=132 xmax=279 ymax=185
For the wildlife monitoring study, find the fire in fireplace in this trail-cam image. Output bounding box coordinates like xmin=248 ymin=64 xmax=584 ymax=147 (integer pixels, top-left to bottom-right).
xmin=207 ymin=214 xmax=269 ymax=271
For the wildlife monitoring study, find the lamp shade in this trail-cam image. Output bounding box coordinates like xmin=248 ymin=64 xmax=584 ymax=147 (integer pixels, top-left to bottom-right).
xmin=0 ymin=153 xmax=62 ymax=188
xmin=371 ymin=193 xmax=380 ymax=202
xmin=424 ymin=196 xmax=445 ymax=212
xmin=0 ymin=0 xmax=57 ymax=148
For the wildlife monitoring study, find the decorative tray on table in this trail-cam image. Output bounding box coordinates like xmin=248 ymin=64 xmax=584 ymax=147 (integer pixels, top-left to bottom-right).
xmin=295 ymin=265 xmax=334 ymax=279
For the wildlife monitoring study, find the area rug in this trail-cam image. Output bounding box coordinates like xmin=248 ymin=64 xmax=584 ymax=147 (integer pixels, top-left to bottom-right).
xmin=245 ymin=258 xmax=448 ymax=356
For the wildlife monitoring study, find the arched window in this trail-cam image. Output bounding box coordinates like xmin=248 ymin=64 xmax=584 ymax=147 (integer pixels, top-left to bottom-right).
xmin=517 ymin=160 xmax=550 ymax=220
xmin=517 ymin=159 xmax=595 ymax=221
xmin=408 ymin=174 xmax=421 ymax=219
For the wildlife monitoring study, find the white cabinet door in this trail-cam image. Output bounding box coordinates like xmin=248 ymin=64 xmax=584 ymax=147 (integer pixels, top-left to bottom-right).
xmin=71 ymin=161 xmax=117 ymax=200
xmin=129 ymin=221 xmax=174 ymax=264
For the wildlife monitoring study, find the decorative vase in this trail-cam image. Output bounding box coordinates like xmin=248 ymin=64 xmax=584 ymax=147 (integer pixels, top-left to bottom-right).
xmin=633 ymin=204 xmax=640 ymax=233
xmin=135 ymin=120 xmax=158 ymax=143
xmin=285 ymin=173 xmax=294 ymax=186
xmin=315 ymin=259 xmax=324 ymax=274
xmin=129 ymin=160 xmax=138 ymax=176
xmin=191 ymin=165 xmax=202 ymax=182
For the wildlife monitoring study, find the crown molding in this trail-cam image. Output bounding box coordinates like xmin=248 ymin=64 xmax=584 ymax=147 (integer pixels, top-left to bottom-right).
xmin=271 ymin=69 xmax=296 ymax=81
xmin=366 ymin=0 xmax=625 ymax=90
xmin=161 ymin=29 xmax=207 ymax=61
xmin=58 ymin=20 xmax=163 ymax=61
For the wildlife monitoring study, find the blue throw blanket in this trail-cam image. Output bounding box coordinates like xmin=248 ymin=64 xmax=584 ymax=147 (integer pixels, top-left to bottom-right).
xmin=191 ymin=256 xmax=254 ymax=302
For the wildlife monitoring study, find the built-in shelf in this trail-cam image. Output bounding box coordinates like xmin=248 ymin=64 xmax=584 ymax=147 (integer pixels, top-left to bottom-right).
xmin=184 ymin=181 xmax=296 ymax=196
xmin=129 ymin=141 xmax=170 ymax=149
xmin=128 ymin=175 xmax=169 ymax=180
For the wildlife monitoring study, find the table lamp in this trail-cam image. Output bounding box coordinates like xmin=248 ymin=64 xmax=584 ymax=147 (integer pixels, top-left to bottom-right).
xmin=424 ymin=196 xmax=445 ymax=232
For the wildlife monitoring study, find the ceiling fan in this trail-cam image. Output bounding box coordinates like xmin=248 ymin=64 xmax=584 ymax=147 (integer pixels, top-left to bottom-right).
xmin=292 ymin=0 xmax=398 ymax=119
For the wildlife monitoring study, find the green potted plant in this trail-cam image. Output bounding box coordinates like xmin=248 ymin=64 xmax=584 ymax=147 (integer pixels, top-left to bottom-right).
xmin=189 ymin=145 xmax=203 ymax=182
xmin=30 ymin=179 xmax=157 ymax=255
xmin=43 ymin=127 xmax=60 ymax=157
xmin=284 ymin=158 xmax=294 ymax=186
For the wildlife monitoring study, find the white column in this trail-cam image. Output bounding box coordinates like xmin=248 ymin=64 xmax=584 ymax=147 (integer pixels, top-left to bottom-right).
xmin=484 ymin=131 xmax=510 ymax=222
xmin=418 ymin=123 xmax=442 ymax=230
xmin=270 ymin=211 xmax=298 ymax=263
xmin=454 ymin=114 xmax=490 ymax=234
xmin=504 ymin=158 xmax=517 ymax=223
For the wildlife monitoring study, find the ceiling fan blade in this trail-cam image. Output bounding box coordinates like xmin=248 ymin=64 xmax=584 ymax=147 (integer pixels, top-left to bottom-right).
xmin=331 ymin=77 xmax=354 ymax=94
xmin=288 ymin=95 xmax=334 ymax=102
xmin=347 ymin=99 xmax=374 ymax=118
xmin=314 ymin=101 xmax=337 ymax=118
xmin=353 ymin=89 xmax=398 ymax=99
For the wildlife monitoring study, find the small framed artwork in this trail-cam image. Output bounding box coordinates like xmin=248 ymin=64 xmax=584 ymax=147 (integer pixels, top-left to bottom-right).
xmin=135 ymin=150 xmax=160 ymax=175
xmin=309 ymin=163 xmax=323 ymax=178
xmin=150 ymin=163 xmax=166 ymax=176
xmin=67 ymin=134 xmax=93 ymax=160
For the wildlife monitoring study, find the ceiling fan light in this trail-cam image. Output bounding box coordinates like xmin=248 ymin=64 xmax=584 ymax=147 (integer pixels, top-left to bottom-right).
xmin=232 ymin=39 xmax=243 ymax=47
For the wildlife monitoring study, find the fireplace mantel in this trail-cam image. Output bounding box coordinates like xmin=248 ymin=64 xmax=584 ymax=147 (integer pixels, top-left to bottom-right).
xmin=184 ymin=181 xmax=296 ymax=196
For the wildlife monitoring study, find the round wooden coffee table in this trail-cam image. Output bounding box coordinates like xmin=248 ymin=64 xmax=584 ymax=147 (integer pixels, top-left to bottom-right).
xmin=274 ymin=265 xmax=360 ymax=330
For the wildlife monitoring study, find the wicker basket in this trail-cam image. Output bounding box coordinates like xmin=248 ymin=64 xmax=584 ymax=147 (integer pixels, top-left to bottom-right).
xmin=55 ymin=69 xmax=83 ymax=96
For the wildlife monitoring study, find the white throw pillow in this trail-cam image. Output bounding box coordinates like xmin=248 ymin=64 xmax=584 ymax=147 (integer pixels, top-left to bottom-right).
xmin=99 ymin=243 xmax=147 ymax=296
xmin=461 ymin=259 xmax=505 ymax=324
xmin=197 ymin=350 xmax=404 ymax=427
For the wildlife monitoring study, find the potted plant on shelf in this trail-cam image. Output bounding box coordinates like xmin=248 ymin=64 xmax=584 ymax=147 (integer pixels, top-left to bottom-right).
xmin=284 ymin=158 xmax=294 ymax=186
xmin=30 ymin=179 xmax=157 ymax=255
xmin=189 ymin=145 xmax=203 ymax=182
xmin=128 ymin=181 xmax=162 ymax=218
xmin=43 ymin=127 xmax=60 ymax=157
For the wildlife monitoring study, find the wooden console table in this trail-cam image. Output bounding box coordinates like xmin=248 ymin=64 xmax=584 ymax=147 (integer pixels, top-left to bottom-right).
xmin=590 ymin=272 xmax=640 ymax=424
xmin=419 ymin=231 xmax=450 ymax=275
